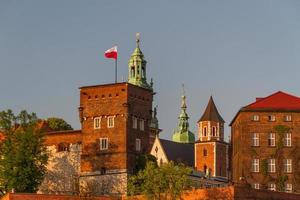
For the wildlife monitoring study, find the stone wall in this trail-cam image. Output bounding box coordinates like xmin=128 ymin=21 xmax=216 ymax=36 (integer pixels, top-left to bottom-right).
xmin=38 ymin=144 xmax=81 ymax=195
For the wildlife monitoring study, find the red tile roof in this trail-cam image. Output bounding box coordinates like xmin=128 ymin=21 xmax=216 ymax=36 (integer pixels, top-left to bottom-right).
xmin=243 ymin=91 xmax=300 ymax=110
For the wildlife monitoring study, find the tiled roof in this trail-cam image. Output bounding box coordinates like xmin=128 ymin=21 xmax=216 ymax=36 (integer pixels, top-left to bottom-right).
xmin=159 ymin=139 xmax=194 ymax=167
xmin=243 ymin=91 xmax=300 ymax=110
xmin=198 ymin=96 xmax=225 ymax=123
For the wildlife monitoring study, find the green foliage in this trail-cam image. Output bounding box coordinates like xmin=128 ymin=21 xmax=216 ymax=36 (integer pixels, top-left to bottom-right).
xmin=134 ymin=154 xmax=157 ymax=173
xmin=128 ymin=161 xmax=192 ymax=200
xmin=277 ymin=175 xmax=288 ymax=192
xmin=0 ymin=110 xmax=48 ymax=194
xmin=46 ymin=117 xmax=73 ymax=131
xmin=274 ymin=125 xmax=289 ymax=150
xmin=261 ymin=159 xmax=268 ymax=177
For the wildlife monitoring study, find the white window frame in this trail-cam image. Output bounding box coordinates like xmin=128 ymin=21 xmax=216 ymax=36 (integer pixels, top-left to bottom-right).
xmin=252 ymin=115 xmax=259 ymax=121
xmin=268 ymin=159 xmax=276 ymax=173
xmin=107 ymin=116 xmax=114 ymax=128
xmin=268 ymin=183 xmax=276 ymax=191
xmin=268 ymin=133 xmax=276 ymax=147
xmin=284 ymin=133 xmax=291 ymax=147
xmin=100 ymin=138 xmax=108 ymax=150
xmin=285 ymin=183 xmax=292 ymax=193
xmin=133 ymin=116 xmax=138 ymax=129
xmin=136 ymin=138 xmax=141 ymax=151
xmin=94 ymin=117 xmax=101 ymax=129
xmin=284 ymin=159 xmax=292 ymax=173
xmin=139 ymin=119 xmax=145 ymax=131
xmin=268 ymin=115 xmax=276 ymax=121
xmin=252 ymin=133 xmax=259 ymax=146
xmin=252 ymin=159 xmax=259 ymax=172
xmin=284 ymin=115 xmax=292 ymax=122
xmin=253 ymin=183 xmax=260 ymax=190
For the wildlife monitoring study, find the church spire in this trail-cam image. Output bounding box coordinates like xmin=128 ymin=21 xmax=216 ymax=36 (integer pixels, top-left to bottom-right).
xmin=172 ymin=85 xmax=195 ymax=143
xmin=128 ymin=33 xmax=151 ymax=89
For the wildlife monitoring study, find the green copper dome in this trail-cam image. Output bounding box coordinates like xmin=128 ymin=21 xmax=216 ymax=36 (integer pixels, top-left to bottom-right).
xmin=172 ymin=94 xmax=195 ymax=143
xmin=128 ymin=33 xmax=151 ymax=89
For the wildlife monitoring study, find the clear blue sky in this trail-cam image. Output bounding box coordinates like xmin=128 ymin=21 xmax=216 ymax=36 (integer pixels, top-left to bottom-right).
xmin=1 ymin=1 xmax=300 ymax=140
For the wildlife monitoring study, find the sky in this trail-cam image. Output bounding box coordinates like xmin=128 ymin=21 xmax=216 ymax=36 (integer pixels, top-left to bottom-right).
xmin=1 ymin=0 xmax=300 ymax=140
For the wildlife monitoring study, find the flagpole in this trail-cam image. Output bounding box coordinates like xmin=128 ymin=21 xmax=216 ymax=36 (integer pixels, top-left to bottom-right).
xmin=115 ymin=58 xmax=117 ymax=83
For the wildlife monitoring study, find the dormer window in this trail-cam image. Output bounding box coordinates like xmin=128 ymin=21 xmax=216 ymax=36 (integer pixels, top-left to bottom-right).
xmin=252 ymin=115 xmax=259 ymax=121
xmin=268 ymin=115 xmax=276 ymax=121
xmin=284 ymin=115 xmax=292 ymax=122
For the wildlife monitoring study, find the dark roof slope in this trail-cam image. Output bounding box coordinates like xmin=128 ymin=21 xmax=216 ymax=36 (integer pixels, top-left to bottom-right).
xmin=198 ymin=96 xmax=225 ymax=123
xmin=160 ymin=139 xmax=194 ymax=167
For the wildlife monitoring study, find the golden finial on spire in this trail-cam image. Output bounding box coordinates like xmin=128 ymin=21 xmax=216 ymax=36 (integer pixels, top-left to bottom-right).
xmin=181 ymin=83 xmax=187 ymax=108
xmin=136 ymin=32 xmax=140 ymax=47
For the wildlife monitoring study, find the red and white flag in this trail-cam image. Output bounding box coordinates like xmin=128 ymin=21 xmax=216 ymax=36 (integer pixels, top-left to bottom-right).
xmin=104 ymin=46 xmax=117 ymax=60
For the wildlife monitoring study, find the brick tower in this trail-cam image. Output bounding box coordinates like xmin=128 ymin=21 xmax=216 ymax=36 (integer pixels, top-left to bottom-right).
xmin=78 ymin=34 xmax=158 ymax=195
xmin=195 ymin=96 xmax=229 ymax=181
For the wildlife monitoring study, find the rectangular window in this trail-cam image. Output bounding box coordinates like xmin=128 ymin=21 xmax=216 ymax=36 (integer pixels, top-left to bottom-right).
xmin=252 ymin=133 xmax=259 ymax=146
xmin=268 ymin=133 xmax=276 ymax=147
xmin=94 ymin=117 xmax=101 ymax=129
xmin=136 ymin=138 xmax=141 ymax=151
xmin=284 ymin=133 xmax=291 ymax=147
xmin=268 ymin=183 xmax=276 ymax=191
xmin=252 ymin=183 xmax=260 ymax=190
xmin=107 ymin=116 xmax=114 ymax=128
xmin=284 ymin=115 xmax=292 ymax=122
xmin=284 ymin=159 xmax=292 ymax=173
xmin=285 ymin=183 xmax=292 ymax=193
xmin=268 ymin=159 xmax=276 ymax=173
xmin=251 ymin=159 xmax=259 ymax=172
xmin=133 ymin=117 xmax=138 ymax=129
xmin=268 ymin=115 xmax=276 ymax=121
xmin=139 ymin=119 xmax=145 ymax=131
xmin=252 ymin=115 xmax=259 ymax=121
xmin=100 ymin=138 xmax=108 ymax=150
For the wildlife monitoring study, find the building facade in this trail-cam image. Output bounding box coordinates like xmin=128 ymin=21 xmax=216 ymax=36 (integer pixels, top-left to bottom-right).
xmin=230 ymin=91 xmax=300 ymax=193
xmin=195 ymin=97 xmax=229 ymax=181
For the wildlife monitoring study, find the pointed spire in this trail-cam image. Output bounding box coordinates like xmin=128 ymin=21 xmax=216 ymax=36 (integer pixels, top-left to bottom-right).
xmin=172 ymin=87 xmax=195 ymax=143
xmin=198 ymin=96 xmax=225 ymax=123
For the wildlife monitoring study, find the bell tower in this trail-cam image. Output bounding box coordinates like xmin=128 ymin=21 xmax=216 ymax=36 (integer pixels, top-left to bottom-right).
xmin=195 ymin=96 xmax=229 ymax=181
xmin=128 ymin=33 xmax=151 ymax=89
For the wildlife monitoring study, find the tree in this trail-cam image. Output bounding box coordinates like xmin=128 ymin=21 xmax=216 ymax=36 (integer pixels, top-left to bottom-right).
xmin=128 ymin=161 xmax=192 ymax=200
xmin=46 ymin=117 xmax=73 ymax=131
xmin=0 ymin=110 xmax=48 ymax=194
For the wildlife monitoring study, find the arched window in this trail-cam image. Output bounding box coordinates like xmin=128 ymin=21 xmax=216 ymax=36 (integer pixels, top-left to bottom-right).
xmin=203 ymin=127 xmax=207 ymax=137
xmin=57 ymin=143 xmax=69 ymax=152
xmin=204 ymin=165 xmax=207 ymax=173
xmin=212 ymin=126 xmax=216 ymax=137
xmin=131 ymin=66 xmax=135 ymax=78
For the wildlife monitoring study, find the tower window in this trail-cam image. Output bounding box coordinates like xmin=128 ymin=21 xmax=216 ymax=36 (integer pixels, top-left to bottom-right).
xmin=131 ymin=66 xmax=135 ymax=78
xmin=133 ymin=116 xmax=138 ymax=129
xmin=203 ymin=127 xmax=207 ymax=137
xmin=142 ymin=67 xmax=145 ymax=78
xmin=136 ymin=138 xmax=141 ymax=151
xmin=139 ymin=119 xmax=145 ymax=131
xmin=94 ymin=117 xmax=101 ymax=129
xmin=100 ymin=138 xmax=108 ymax=150
xmin=107 ymin=116 xmax=114 ymax=128
xmin=212 ymin=126 xmax=216 ymax=137
xmin=203 ymin=148 xmax=208 ymax=157
xmin=204 ymin=165 xmax=207 ymax=173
